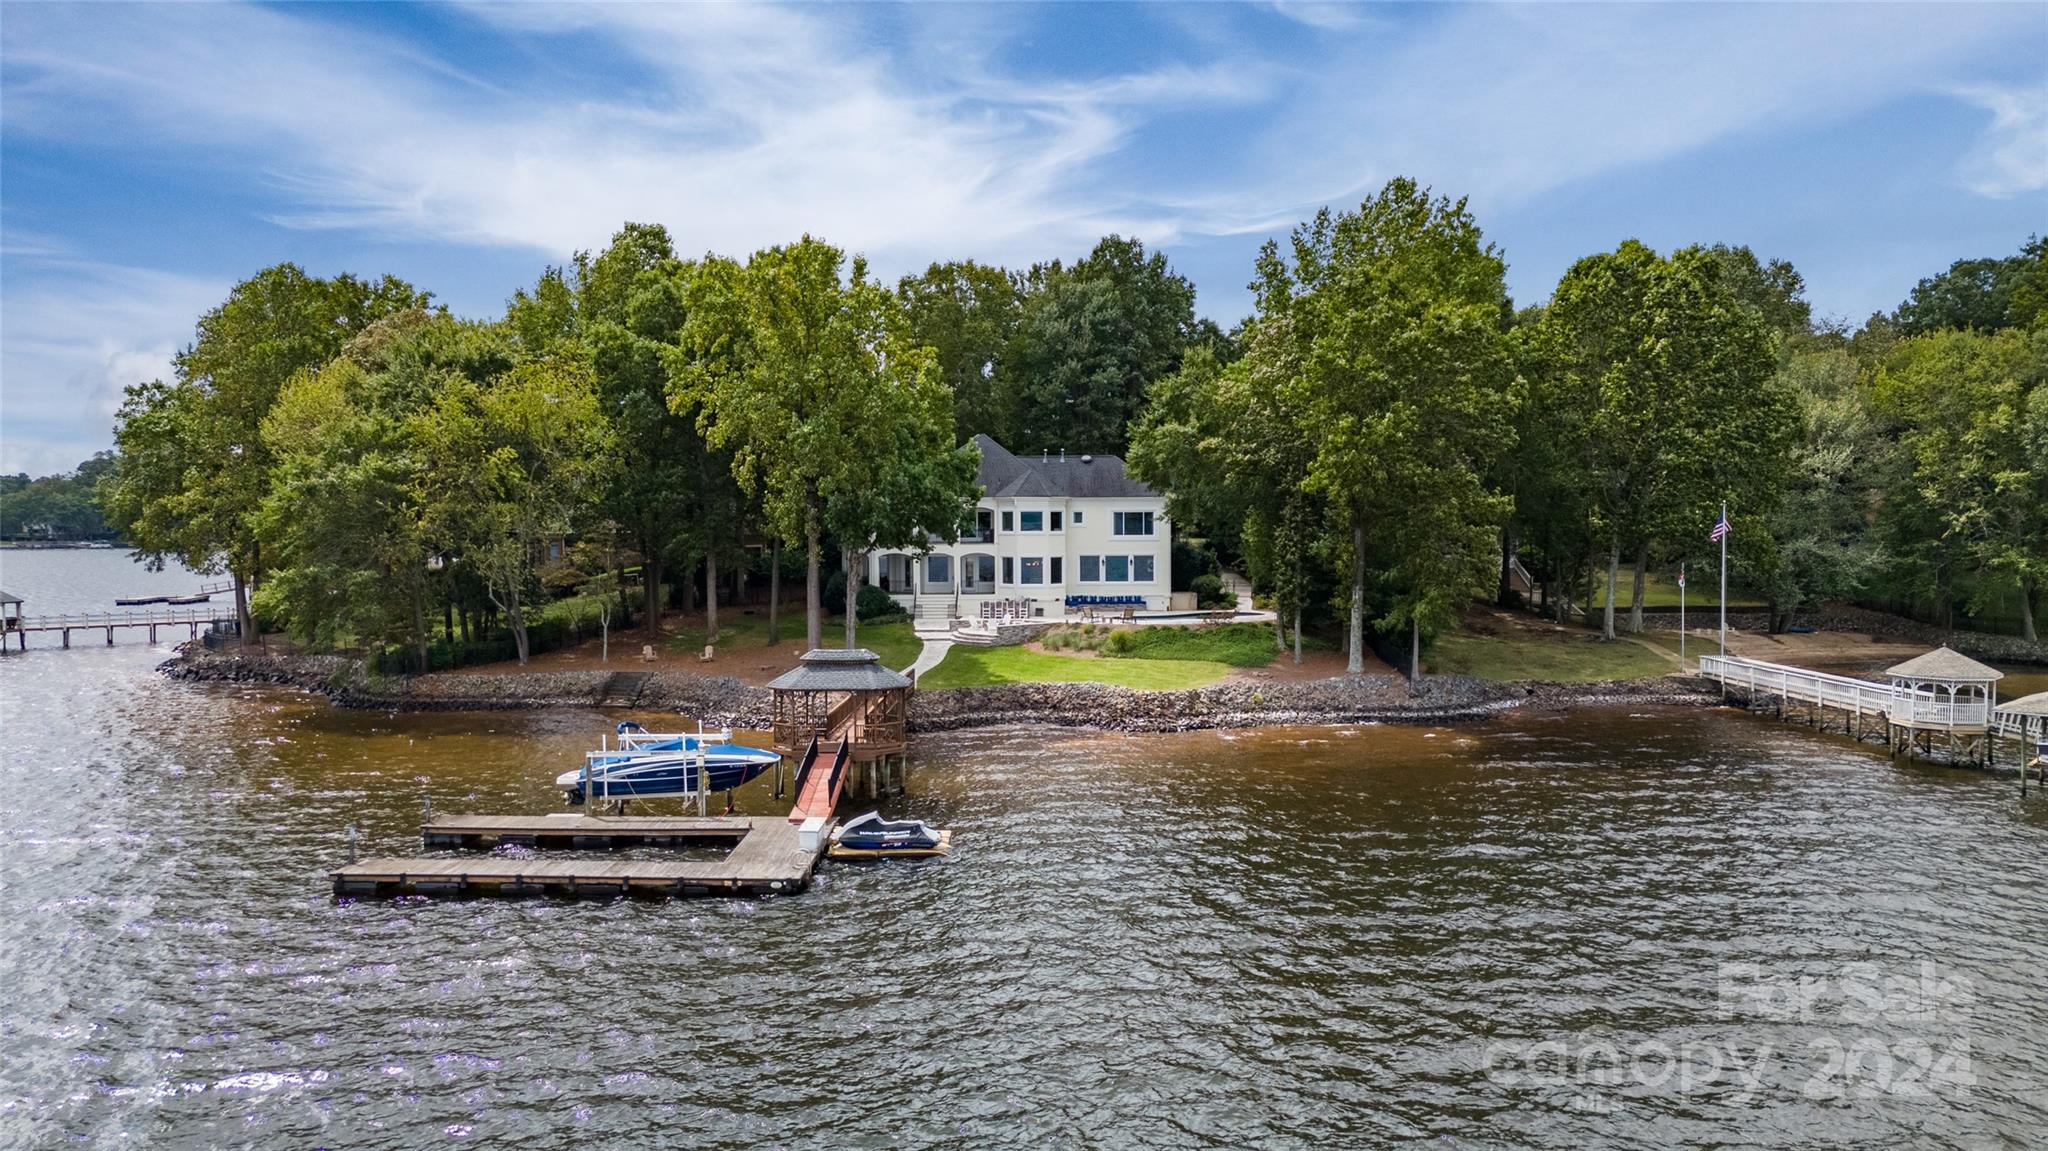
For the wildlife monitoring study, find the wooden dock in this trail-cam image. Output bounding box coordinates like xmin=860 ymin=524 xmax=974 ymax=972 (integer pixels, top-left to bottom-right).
xmin=332 ymin=814 xmax=830 ymax=899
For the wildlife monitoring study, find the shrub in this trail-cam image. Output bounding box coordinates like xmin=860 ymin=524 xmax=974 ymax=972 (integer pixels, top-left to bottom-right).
xmin=1171 ymin=539 xmax=1222 ymax=592
xmin=1101 ymin=629 xmax=1136 ymax=654
xmin=1190 ymin=573 xmax=1233 ymax=609
xmin=1102 ymin=621 xmax=1280 ymax=667
xmin=856 ymin=583 xmax=907 ymax=622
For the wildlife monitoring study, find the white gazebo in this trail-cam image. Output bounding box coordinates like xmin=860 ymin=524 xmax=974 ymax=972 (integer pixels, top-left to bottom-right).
xmin=1884 ymin=645 xmax=2002 ymax=761
xmin=1993 ymin=691 xmax=2048 ymax=795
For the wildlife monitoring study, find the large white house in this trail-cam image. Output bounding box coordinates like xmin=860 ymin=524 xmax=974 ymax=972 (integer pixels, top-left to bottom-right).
xmin=868 ymin=435 xmax=1172 ymax=619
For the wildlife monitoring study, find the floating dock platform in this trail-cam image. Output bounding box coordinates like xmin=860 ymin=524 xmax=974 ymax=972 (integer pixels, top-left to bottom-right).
xmin=331 ymin=814 xmax=828 ymax=899
xmin=827 ymin=829 xmax=954 ymax=861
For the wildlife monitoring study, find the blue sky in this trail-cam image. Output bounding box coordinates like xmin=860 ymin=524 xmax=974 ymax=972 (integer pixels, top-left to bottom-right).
xmin=2 ymin=1 xmax=2044 ymax=475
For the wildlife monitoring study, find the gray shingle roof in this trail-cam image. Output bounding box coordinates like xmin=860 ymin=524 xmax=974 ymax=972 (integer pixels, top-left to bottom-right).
xmin=1885 ymin=646 xmax=2004 ymax=682
xmin=970 ymin=434 xmax=1157 ymax=500
xmin=1997 ymin=691 xmax=2048 ymax=717
xmin=0 ymin=589 xmax=20 ymax=605
xmin=766 ymin=648 xmax=911 ymax=692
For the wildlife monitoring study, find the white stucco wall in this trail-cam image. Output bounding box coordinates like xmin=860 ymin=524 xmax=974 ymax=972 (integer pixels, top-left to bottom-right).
xmin=868 ymin=493 xmax=1172 ymax=611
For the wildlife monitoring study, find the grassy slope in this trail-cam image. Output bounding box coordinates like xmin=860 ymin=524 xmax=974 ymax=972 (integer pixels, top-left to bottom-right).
xmin=666 ymin=611 xmax=924 ymax=670
xmin=1430 ymin=627 xmax=1677 ymax=682
xmin=919 ymin=644 xmax=1231 ymax=690
xmin=1587 ymin=570 xmax=1764 ymax=610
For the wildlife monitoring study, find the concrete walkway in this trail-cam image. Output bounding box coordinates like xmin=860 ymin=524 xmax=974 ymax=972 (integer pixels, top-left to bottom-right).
xmin=904 ymin=637 xmax=953 ymax=680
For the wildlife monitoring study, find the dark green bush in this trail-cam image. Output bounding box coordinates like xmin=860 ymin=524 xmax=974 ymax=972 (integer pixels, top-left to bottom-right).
xmin=1171 ymin=539 xmax=1221 ymax=592
xmin=856 ymin=583 xmax=907 ymax=621
xmin=1189 ymin=573 xmax=1233 ymax=609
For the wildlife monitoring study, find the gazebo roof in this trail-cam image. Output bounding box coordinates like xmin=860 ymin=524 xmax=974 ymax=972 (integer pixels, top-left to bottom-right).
xmin=0 ymin=589 xmax=20 ymax=606
xmin=1885 ymin=645 xmax=2003 ymax=683
xmin=766 ymin=648 xmax=911 ymax=692
xmin=1997 ymin=691 xmax=2048 ymax=717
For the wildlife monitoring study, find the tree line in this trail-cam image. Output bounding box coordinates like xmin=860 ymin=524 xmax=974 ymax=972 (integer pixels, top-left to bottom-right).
xmin=1125 ymin=181 xmax=2046 ymax=665
xmin=90 ymin=183 xmax=2046 ymax=672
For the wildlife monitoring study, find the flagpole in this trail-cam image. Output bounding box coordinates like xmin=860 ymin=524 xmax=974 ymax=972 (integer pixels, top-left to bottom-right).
xmin=1718 ymin=499 xmax=1728 ymax=656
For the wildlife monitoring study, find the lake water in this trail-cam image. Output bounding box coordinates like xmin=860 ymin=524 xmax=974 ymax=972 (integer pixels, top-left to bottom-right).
xmin=3 ymin=552 xmax=2046 ymax=1148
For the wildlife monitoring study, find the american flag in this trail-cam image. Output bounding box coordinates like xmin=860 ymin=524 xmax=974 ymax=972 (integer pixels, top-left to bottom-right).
xmin=1709 ymin=514 xmax=1731 ymax=543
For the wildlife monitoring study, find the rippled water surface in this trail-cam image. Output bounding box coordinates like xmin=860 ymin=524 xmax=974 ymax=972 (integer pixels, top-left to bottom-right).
xmin=4 ymin=558 xmax=2046 ymax=1149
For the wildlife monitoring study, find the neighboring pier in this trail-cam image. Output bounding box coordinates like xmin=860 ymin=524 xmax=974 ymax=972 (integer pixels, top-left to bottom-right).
xmin=1700 ymin=646 xmax=2045 ymax=782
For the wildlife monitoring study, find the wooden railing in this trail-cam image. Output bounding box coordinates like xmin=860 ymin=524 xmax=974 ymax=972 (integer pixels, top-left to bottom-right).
xmin=1698 ymin=654 xmax=1991 ymax=728
xmin=19 ymin=607 xmax=226 ymax=630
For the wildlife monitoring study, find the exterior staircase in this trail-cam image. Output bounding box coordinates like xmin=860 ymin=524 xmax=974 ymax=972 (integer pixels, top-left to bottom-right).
xmin=910 ymin=597 xmax=955 ymax=635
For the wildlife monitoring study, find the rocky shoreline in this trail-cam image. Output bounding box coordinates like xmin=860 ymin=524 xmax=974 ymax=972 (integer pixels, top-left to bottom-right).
xmin=161 ymin=647 xmax=1719 ymax=733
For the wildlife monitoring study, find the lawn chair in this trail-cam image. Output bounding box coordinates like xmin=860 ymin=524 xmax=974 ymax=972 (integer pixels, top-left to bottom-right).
xmin=699 ymin=644 xmax=715 ymax=662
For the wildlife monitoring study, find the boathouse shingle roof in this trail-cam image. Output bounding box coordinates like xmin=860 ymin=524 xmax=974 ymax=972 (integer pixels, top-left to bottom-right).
xmin=1885 ymin=646 xmax=2003 ymax=682
xmin=969 ymin=434 xmax=1156 ymax=500
xmin=766 ymin=648 xmax=911 ymax=691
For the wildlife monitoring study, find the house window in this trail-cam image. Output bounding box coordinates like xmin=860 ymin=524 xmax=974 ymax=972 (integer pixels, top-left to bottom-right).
xmin=1001 ymin=556 xmax=1014 ymax=584
xmin=1106 ymin=555 xmax=1130 ymax=582
xmin=974 ymin=555 xmax=996 ymax=585
xmin=927 ymin=555 xmax=951 ymax=584
xmin=1050 ymin=557 xmax=1063 ymax=583
xmin=1112 ymin=511 xmax=1154 ymax=536
xmin=1050 ymin=511 xmax=1063 ymax=531
xmin=1134 ymin=555 xmax=1154 ymax=582
xmin=1021 ymin=556 xmax=1044 ymax=584
xmin=1020 ymin=510 xmax=1043 ymax=532
xmin=1072 ymin=511 xmax=1083 ymax=525
xmin=975 ymin=509 xmax=994 ymax=541
xmin=1001 ymin=510 xmax=1014 ymax=532
xmin=1080 ymin=555 xmax=1100 ymax=582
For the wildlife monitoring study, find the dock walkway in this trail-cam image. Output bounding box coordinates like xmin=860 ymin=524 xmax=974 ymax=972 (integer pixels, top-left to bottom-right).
xmin=332 ymin=814 xmax=828 ymax=898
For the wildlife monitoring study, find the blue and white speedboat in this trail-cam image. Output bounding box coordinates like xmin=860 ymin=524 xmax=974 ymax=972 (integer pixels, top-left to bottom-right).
xmin=557 ymin=722 xmax=782 ymax=804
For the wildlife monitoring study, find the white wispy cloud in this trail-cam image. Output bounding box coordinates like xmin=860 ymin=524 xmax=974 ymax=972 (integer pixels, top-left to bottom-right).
xmin=1953 ymin=83 xmax=2048 ymax=198
xmin=0 ymin=259 xmax=224 ymax=475
xmin=2 ymin=2 xmax=1252 ymax=273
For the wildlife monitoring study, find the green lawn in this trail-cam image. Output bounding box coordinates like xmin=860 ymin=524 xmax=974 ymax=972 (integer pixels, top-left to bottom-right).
xmin=1429 ymin=626 xmax=1677 ymax=682
xmin=1588 ymin=570 xmax=1764 ymax=610
xmin=919 ymin=644 xmax=1231 ymax=690
xmin=666 ymin=611 xmax=924 ymax=670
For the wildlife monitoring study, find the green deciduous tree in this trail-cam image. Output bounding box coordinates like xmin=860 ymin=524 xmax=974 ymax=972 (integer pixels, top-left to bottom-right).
xmin=677 ymin=237 xmax=973 ymax=651
xmin=1006 ymin=235 xmax=1198 ymax=456
xmin=1872 ymin=327 xmax=2048 ymax=640
xmin=1539 ymin=241 xmax=1791 ymax=638
xmin=1258 ymin=179 xmax=1519 ymax=674
xmin=100 ymin=264 xmax=429 ymax=644
xmin=899 ymin=260 xmax=1024 ymax=444
xmin=415 ymin=356 xmax=611 ymax=664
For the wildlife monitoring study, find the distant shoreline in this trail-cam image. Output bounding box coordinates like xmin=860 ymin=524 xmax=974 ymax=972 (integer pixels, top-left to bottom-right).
xmin=160 ymin=645 xmax=1718 ymax=733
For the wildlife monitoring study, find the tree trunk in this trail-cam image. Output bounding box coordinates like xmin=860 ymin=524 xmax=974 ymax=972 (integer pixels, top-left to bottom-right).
xmin=1292 ymin=608 xmax=1302 ymax=666
xmin=507 ymin=580 xmax=529 ymax=665
xmin=768 ymin=538 xmax=782 ymax=645
xmin=804 ymin=516 xmax=823 ymax=652
xmin=1497 ymin=530 xmax=1517 ymax=607
xmin=1602 ymin=542 xmax=1619 ymax=641
xmin=682 ymin=560 xmax=697 ymax=615
xmin=843 ymin=550 xmax=861 ymax=648
xmin=1347 ymin=520 xmax=1366 ymax=674
xmin=1628 ymin=544 xmax=1648 ymax=635
xmin=643 ymin=552 xmax=663 ymax=641
xmin=1409 ymin=615 xmax=1421 ymax=688
xmin=412 ymin=575 xmax=429 ymax=673
xmin=2021 ymin=577 xmax=2039 ymax=645
xmin=442 ymin=598 xmax=454 ymax=644
xmin=613 ymin=553 xmax=631 ymax=630
xmin=234 ymin=569 xmax=253 ymax=650
xmin=705 ymin=552 xmax=720 ymax=646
